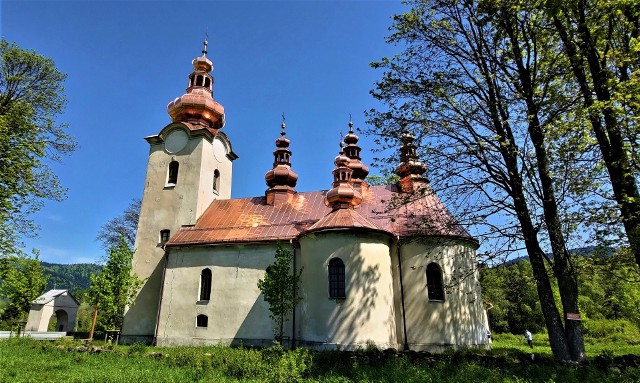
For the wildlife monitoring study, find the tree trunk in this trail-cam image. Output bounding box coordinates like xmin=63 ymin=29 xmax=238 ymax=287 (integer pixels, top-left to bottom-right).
xmin=89 ymin=306 xmax=98 ymax=342
xmin=552 ymin=5 xmax=640 ymax=268
xmin=498 ymin=8 xmax=585 ymax=361
xmin=480 ymin=65 xmax=572 ymax=361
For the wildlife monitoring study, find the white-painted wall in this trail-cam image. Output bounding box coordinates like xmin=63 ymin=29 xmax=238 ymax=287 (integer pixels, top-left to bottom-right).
xmin=122 ymin=124 xmax=234 ymax=342
xmin=25 ymin=293 xmax=78 ymax=332
xmin=399 ymin=238 xmax=488 ymax=350
xmin=297 ymin=232 xmax=397 ymax=349
xmin=155 ymin=244 xmax=283 ymax=346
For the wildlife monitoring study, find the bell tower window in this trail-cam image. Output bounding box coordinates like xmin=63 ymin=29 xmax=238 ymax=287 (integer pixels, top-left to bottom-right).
xmin=160 ymin=229 xmax=170 ymax=244
xmin=213 ymin=169 xmax=220 ymax=193
xmin=167 ymin=161 xmax=179 ymax=185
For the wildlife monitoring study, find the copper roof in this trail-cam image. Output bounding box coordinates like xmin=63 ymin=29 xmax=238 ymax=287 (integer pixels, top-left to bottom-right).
xmin=166 ymin=184 xmax=474 ymax=247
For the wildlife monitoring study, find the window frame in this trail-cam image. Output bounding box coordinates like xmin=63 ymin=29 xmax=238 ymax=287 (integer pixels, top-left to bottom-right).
xmin=199 ymin=268 xmax=212 ymax=301
xmin=159 ymin=229 xmax=170 ymax=245
xmin=213 ymin=169 xmax=220 ymax=193
xmin=196 ymin=314 xmax=208 ymax=328
xmin=426 ymin=262 xmax=445 ymax=301
xmin=328 ymin=258 xmax=346 ymax=299
xmin=167 ymin=160 xmax=179 ymax=186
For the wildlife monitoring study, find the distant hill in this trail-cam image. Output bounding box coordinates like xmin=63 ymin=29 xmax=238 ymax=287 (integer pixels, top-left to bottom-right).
xmin=41 ymin=262 xmax=102 ymax=295
xmin=502 ymin=246 xmax=614 ymax=266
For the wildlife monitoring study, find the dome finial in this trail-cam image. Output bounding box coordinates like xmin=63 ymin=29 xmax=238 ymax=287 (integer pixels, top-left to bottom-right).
xmin=202 ymin=37 xmax=208 ymax=57
xmin=281 ymin=112 xmax=286 ymax=136
xmin=349 ymin=113 xmax=354 ymax=132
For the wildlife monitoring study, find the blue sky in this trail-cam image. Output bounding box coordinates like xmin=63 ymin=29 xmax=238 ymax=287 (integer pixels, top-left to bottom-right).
xmin=1 ymin=0 xmax=406 ymax=264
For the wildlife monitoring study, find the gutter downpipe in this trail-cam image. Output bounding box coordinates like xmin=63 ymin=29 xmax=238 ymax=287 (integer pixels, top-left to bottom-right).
xmin=153 ymin=250 xmax=169 ymax=346
xmin=291 ymin=238 xmax=297 ymax=350
xmin=396 ymin=235 xmax=410 ymax=351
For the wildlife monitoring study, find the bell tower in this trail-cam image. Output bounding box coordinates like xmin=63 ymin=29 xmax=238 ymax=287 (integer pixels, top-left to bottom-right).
xmin=121 ymin=41 xmax=237 ymax=343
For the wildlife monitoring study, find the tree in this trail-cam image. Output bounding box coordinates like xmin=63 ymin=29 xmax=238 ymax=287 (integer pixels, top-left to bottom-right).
xmin=545 ymin=0 xmax=640 ymax=268
xmin=87 ymin=236 xmax=141 ymax=333
xmin=96 ymin=198 xmax=141 ymax=250
xmin=0 ymin=40 xmax=77 ymax=256
xmin=367 ymin=0 xmax=588 ymax=361
xmin=257 ymin=244 xmax=302 ymax=345
xmin=0 ymin=255 xmax=47 ymax=325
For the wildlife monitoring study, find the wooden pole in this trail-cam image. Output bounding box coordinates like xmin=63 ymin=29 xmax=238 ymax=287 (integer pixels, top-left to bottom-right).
xmin=88 ymin=306 xmax=98 ymax=342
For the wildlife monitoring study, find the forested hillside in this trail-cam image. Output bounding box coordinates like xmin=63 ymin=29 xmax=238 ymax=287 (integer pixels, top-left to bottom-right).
xmin=480 ymin=250 xmax=640 ymax=336
xmin=41 ymin=262 xmax=102 ymax=295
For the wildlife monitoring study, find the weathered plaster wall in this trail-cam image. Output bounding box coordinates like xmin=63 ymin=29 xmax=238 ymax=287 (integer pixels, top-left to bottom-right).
xmin=297 ymin=232 xmax=396 ymax=349
xmin=399 ymin=238 xmax=488 ymax=350
xmin=156 ymin=243 xmax=286 ymax=346
xmin=26 ymin=294 xmax=78 ymax=332
xmin=123 ymin=125 xmax=233 ymax=342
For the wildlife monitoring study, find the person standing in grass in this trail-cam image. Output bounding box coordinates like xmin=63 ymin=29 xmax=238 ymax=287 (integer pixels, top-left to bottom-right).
xmin=524 ymin=330 xmax=533 ymax=349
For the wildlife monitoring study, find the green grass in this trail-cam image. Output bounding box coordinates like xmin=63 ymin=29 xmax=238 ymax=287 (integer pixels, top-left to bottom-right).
xmin=1 ymin=337 xmax=639 ymax=382
xmin=491 ymin=332 xmax=640 ymax=357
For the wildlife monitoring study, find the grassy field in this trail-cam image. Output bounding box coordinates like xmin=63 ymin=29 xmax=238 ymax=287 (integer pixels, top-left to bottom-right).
xmin=1 ymin=335 xmax=639 ymax=382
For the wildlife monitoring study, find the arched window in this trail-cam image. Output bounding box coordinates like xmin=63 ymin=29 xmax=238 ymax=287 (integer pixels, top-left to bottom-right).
xmin=328 ymin=258 xmax=346 ymax=299
xmin=196 ymin=75 xmax=203 ymax=87
xmin=426 ymin=263 xmax=445 ymax=301
xmin=168 ymin=161 xmax=179 ymax=185
xmin=213 ymin=169 xmax=220 ymax=192
xmin=204 ymin=77 xmax=211 ymax=88
xmin=160 ymin=229 xmax=170 ymax=244
xmin=196 ymin=314 xmax=208 ymax=328
xmin=200 ymin=268 xmax=212 ymax=301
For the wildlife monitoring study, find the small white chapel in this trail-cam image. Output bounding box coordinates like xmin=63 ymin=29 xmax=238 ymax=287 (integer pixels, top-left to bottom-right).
xmin=120 ymin=41 xmax=489 ymax=351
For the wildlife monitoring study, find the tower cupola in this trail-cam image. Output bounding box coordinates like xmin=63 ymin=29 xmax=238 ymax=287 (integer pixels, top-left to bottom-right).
xmin=265 ymin=117 xmax=298 ymax=206
xmin=167 ymin=40 xmax=225 ymax=131
xmin=343 ymin=119 xmax=370 ymax=187
xmin=326 ymin=142 xmax=362 ymax=209
xmin=396 ymin=131 xmax=428 ymax=192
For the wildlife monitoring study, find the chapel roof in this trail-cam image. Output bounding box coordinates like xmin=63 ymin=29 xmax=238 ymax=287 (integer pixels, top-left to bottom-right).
xmin=32 ymin=290 xmax=79 ymax=306
xmin=165 ymin=184 xmax=475 ymax=247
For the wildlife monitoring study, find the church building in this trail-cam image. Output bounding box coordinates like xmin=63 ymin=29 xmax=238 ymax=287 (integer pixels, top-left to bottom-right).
xmin=121 ymin=42 xmax=489 ymax=351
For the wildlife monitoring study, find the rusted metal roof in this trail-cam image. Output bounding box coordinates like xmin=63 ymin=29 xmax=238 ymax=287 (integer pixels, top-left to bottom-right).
xmin=166 ymin=184 xmax=474 ymax=247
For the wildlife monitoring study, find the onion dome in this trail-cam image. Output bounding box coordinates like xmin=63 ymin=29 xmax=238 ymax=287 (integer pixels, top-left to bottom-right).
xmin=396 ymin=131 xmax=428 ymax=192
xmin=167 ymin=40 xmax=225 ymax=131
xmin=343 ymin=120 xmax=370 ymax=182
xmin=265 ymin=119 xmax=299 ymax=189
xmin=326 ymin=142 xmax=362 ymax=208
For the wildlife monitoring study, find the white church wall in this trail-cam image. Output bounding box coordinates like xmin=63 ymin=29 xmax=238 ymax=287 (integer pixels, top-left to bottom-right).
xmin=399 ymin=238 xmax=489 ymax=351
xmin=156 ymin=243 xmax=286 ymax=346
xmin=297 ymin=232 xmax=397 ymax=350
xmin=124 ymin=126 xmax=222 ymax=341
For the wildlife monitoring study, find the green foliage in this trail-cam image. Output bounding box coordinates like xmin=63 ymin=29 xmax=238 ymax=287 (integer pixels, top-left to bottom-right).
xmin=482 ymin=252 xmax=640 ymax=337
xmin=365 ymin=173 xmax=399 ymax=186
xmin=257 ymin=243 xmax=302 ymax=343
xmin=480 ymin=261 xmax=545 ymax=334
xmin=40 ymin=262 xmax=102 ymax=295
xmin=583 ymin=319 xmax=640 ymax=344
xmin=74 ymin=302 xmax=94 ymax=332
xmin=87 ymin=236 xmax=141 ymax=330
xmin=0 ymin=255 xmax=46 ymax=326
xmin=0 ymin=39 xmax=76 ymax=257
xmin=3 ymin=338 xmax=640 ymax=382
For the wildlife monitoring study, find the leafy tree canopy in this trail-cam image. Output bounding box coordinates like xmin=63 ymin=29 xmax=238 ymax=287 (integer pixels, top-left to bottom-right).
xmin=87 ymin=236 xmax=141 ymax=331
xmin=0 ymin=255 xmax=47 ymax=326
xmin=0 ymin=39 xmax=77 ymax=256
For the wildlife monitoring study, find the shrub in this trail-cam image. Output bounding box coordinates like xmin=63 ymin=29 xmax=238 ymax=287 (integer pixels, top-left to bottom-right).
xmin=583 ymin=319 xmax=640 ymax=344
